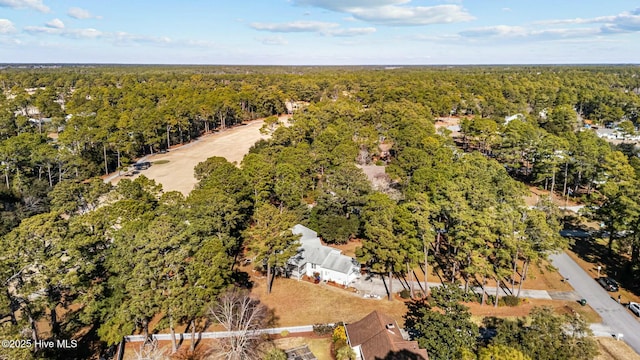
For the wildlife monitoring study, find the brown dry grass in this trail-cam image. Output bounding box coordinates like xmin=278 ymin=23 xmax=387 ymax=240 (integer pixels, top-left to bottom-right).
xmin=595 ymin=337 xmax=640 ymax=360
xmin=250 ymin=270 xmax=600 ymax=329
xmin=468 ymin=298 xmax=601 ymax=323
xmin=111 ymin=115 xmax=290 ymax=195
xmin=526 ymin=186 xmax=582 ymax=208
xmin=331 ymin=241 xmax=571 ymax=292
xmin=252 ymin=276 xmax=408 ymax=327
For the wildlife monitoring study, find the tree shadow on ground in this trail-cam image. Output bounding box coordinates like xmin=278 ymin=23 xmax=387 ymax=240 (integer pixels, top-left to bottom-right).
xmin=232 ymin=270 xmax=253 ymax=289
xmin=566 ymin=235 xmax=639 ymax=295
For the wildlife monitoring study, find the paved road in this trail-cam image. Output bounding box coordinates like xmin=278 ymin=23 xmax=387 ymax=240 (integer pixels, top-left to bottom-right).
xmin=350 ymin=275 xmax=558 ymax=300
xmin=550 ymin=252 xmax=640 ymax=354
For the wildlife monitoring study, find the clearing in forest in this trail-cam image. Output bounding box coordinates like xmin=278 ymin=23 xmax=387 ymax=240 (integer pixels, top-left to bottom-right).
xmin=110 ymin=115 xmax=289 ymax=195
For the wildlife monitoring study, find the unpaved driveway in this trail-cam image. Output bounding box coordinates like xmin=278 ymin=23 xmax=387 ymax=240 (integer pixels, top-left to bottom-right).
xmin=111 ymin=116 xmax=289 ymax=195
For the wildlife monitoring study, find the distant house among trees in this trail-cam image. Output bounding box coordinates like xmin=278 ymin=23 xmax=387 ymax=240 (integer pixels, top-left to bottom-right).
xmin=346 ymin=311 xmax=429 ymax=360
xmin=287 ymin=224 xmax=360 ymax=285
xmin=285 ymin=100 xmax=309 ymax=114
xmin=504 ymin=113 xmax=525 ymax=125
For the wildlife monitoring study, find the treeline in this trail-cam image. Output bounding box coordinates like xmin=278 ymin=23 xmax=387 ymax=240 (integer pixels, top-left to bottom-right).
xmin=1 ymin=65 xmax=638 ymax=238
xmin=457 ymin=101 xmax=640 ymax=289
xmin=1 ymin=65 xmax=639 ymax=359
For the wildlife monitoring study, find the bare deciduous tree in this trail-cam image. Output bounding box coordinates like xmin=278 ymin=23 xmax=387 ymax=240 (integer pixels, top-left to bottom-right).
xmin=209 ymin=289 xmax=268 ymax=360
xmin=134 ymin=338 xmax=170 ymax=360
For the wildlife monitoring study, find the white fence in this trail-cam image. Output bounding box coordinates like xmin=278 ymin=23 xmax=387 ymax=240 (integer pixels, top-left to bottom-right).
xmin=123 ymin=324 xmax=328 ymax=343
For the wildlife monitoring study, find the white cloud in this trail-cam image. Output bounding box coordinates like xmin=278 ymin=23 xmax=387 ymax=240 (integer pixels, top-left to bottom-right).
xmin=23 ymin=22 xmax=217 ymax=49
xmin=0 ymin=0 xmax=48 ymax=12
xmin=535 ymin=8 xmax=640 ymax=32
xmin=256 ymin=36 xmax=289 ymax=46
xmin=327 ymin=27 xmax=376 ymax=36
xmin=428 ymin=7 xmax=640 ymax=44
xmin=25 ymin=25 xmax=103 ymax=39
xmin=46 ymin=18 xmax=64 ymax=29
xmin=456 ymin=25 xmax=600 ymax=42
xmin=0 ymin=18 xmax=17 ymax=34
xmin=251 ymin=20 xmax=375 ymax=37
xmin=295 ymin=0 xmax=409 ymax=12
xmin=293 ymin=0 xmax=473 ymax=26
xmin=460 ymin=25 xmax=527 ymax=38
xmin=67 ymin=7 xmax=100 ymax=20
xmin=349 ymin=4 xmax=474 ymax=26
xmin=251 ymin=20 xmax=338 ymax=33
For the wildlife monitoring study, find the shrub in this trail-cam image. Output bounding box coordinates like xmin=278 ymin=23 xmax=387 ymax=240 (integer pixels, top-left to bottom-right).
xmin=264 ymin=348 xmax=287 ymax=360
xmin=486 ymin=295 xmax=496 ymax=306
xmin=461 ymin=290 xmax=475 ymax=303
xmin=280 ymin=330 xmax=289 ymax=337
xmin=333 ymin=325 xmax=348 ymax=344
xmin=313 ymin=323 xmax=334 ymax=335
xmin=399 ymin=289 xmax=411 ymax=299
xmin=501 ymin=295 xmax=520 ymax=307
xmin=336 ymin=345 xmax=357 ymax=360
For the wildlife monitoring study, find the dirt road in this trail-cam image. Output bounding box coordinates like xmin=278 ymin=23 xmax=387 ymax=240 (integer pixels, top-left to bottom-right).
xmin=111 ymin=116 xmax=288 ymax=195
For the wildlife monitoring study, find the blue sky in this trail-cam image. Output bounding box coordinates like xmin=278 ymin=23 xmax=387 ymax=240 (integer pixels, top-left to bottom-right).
xmin=1 ymin=0 xmax=639 ymax=64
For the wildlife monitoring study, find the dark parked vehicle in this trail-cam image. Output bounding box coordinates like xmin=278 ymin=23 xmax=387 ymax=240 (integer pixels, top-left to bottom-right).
xmin=597 ymin=277 xmax=619 ymax=292
xmin=133 ymin=161 xmax=151 ymax=170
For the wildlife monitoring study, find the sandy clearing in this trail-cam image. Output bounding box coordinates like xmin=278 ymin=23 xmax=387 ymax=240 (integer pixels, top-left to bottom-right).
xmin=111 ymin=115 xmax=289 ymax=195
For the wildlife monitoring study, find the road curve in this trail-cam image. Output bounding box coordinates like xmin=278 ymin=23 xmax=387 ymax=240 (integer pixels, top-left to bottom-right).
xmin=549 ymin=252 xmax=640 ymax=354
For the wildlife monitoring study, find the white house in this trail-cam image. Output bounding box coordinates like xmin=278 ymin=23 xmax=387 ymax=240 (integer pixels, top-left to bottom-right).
xmin=504 ymin=113 xmax=524 ymax=125
xmin=287 ymin=224 xmax=360 ymax=285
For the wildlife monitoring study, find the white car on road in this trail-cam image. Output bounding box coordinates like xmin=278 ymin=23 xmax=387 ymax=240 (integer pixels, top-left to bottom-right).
xmin=629 ymin=302 xmax=640 ymax=317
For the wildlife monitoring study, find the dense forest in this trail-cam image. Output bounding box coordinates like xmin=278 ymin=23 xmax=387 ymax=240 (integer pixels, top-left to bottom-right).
xmin=0 ymin=65 xmax=639 ymax=359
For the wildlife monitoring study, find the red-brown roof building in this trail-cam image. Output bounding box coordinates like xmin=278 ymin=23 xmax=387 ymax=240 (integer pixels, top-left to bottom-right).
xmin=345 ymin=311 xmax=429 ymax=360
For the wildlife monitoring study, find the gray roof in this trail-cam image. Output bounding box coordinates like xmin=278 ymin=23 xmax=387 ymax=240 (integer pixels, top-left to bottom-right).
xmin=321 ymin=251 xmax=358 ymax=274
xmin=289 ymin=224 xmax=358 ymax=275
xmin=290 ymin=244 xmax=332 ymax=267
xmin=292 ymin=224 xmax=321 ymax=246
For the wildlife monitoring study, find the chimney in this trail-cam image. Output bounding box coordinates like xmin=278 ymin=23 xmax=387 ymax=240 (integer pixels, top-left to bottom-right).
xmin=386 ymin=323 xmax=395 ymax=330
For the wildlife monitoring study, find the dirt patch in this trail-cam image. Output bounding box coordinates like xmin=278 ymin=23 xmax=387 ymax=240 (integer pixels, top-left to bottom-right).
xmin=111 ymin=115 xmax=290 ymax=195
xmin=356 ymin=164 xmax=392 ymax=192
xmin=434 ymin=116 xmax=463 ymax=137
xmin=526 ymin=186 xmax=582 ymax=208
xmin=329 ymin=238 xmax=362 ymax=258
